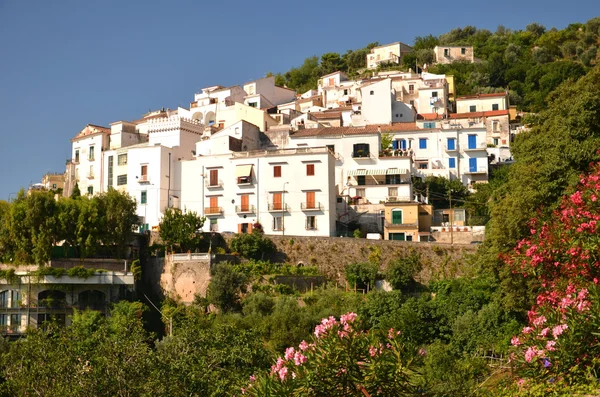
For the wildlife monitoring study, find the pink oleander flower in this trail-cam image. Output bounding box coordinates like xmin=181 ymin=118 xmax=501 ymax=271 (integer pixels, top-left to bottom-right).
xmin=524 ymin=346 xmax=537 ymax=363
xmin=418 ymin=348 xmax=427 ymax=356
xmin=522 ymin=326 xmax=534 ymax=334
xmin=517 ymin=378 xmax=526 ymax=387
xmin=511 ymin=336 xmax=522 ymax=346
xmin=552 ymin=324 xmax=568 ymax=339
xmin=284 ymin=347 xmax=295 ymax=360
xmin=278 ymin=366 xmax=288 ymax=381
xmin=546 ymin=340 xmax=557 ymax=351
xmin=539 ymin=327 xmax=550 ymax=337
xmin=388 ymin=328 xmax=395 ymax=339
xmin=249 ymin=375 xmax=256 ymax=382
xmin=576 ymin=299 xmax=591 ymax=312
xmin=533 ymin=316 xmax=547 ymax=327
xmin=299 ymin=340 xmax=309 ymax=351
xmin=340 ymin=312 xmax=357 ymax=324
xmin=337 ymin=330 xmax=348 ymax=338
xmin=293 ymin=351 xmax=307 ymax=366
xmin=369 ymin=346 xmax=378 ymax=357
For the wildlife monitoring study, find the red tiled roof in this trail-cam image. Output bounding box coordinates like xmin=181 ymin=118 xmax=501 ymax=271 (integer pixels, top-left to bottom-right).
xmin=456 ymin=92 xmax=507 ymax=100
xmin=292 ymin=123 xmax=419 ymax=138
xmin=449 ymin=109 xmax=509 ymax=119
xmin=417 ymin=113 xmax=442 ymax=121
xmin=311 ymin=112 xmax=341 ymax=119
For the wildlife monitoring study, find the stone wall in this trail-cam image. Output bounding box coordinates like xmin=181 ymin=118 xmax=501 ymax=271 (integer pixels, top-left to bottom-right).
xmin=145 ymin=255 xmax=211 ymax=304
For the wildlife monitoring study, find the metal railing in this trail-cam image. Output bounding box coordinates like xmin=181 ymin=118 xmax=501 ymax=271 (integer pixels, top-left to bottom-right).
xmin=385 ymin=196 xmax=412 ymax=202
xmin=235 ymin=205 xmax=256 ymax=213
xmin=204 ymin=207 xmax=223 ymax=215
xmin=138 ymin=175 xmax=149 ymax=183
xmin=268 ymin=203 xmax=289 ymax=212
xmin=300 ymin=202 xmax=323 ymax=211
xmin=385 ymin=220 xmax=418 ymax=228
xmin=352 ymin=152 xmax=372 ymax=159
xmin=205 ymin=179 xmax=223 ymax=188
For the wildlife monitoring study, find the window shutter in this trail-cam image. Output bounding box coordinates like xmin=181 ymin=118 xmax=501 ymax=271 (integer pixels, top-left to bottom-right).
xmin=238 ymin=224 xmax=242 ymax=233
xmin=248 ymin=223 xmax=253 ymax=234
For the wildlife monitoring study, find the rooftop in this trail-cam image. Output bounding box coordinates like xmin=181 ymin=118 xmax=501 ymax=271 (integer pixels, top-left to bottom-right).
xmin=456 ymin=92 xmax=507 ymax=100
xmin=449 ymin=109 xmax=510 ymax=119
xmin=70 ymin=124 xmax=111 ymax=141
xmin=292 ymin=123 xmax=418 ymax=138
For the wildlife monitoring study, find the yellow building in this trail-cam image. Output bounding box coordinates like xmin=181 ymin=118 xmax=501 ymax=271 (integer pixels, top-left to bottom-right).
xmin=383 ymin=200 xmax=432 ymax=242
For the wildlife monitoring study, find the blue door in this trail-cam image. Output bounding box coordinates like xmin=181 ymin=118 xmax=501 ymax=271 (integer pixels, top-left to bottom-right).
xmin=400 ymin=139 xmax=407 ymax=150
xmin=392 ymin=140 xmax=398 ymax=150
xmin=469 ymin=158 xmax=477 ymax=172
xmin=447 ymin=138 xmax=455 ymax=150
xmin=468 ymin=135 xmax=476 ymax=149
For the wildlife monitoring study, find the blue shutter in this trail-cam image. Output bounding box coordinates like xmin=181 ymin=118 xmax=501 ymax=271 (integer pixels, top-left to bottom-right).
xmin=447 ymin=138 xmax=455 ymax=150
xmin=392 ymin=140 xmax=398 ymax=150
xmin=469 ymin=158 xmax=477 ymax=172
xmin=468 ymin=135 xmax=476 ymax=149
xmin=419 ymin=138 xmax=427 ymax=149
xmin=449 ymin=158 xmax=456 ymax=168
xmin=400 ymin=139 xmax=407 ymax=150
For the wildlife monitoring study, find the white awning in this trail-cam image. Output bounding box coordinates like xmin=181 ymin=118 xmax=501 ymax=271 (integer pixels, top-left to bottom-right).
xmin=347 ymin=169 xmax=367 ymax=176
xmin=235 ymin=165 xmax=253 ymax=177
xmin=387 ymin=168 xmax=408 ymax=174
xmin=366 ymin=169 xmax=388 ymax=176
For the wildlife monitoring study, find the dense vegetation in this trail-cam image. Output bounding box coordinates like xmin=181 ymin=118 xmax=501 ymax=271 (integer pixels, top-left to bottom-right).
xmin=1 ymin=19 xmax=600 ymax=396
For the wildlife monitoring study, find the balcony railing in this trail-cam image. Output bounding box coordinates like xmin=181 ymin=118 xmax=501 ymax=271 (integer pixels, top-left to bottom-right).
xmin=205 ymin=179 xmax=223 ymax=188
xmin=300 ymin=202 xmax=323 ymax=211
xmin=268 ymin=203 xmax=289 ymax=212
xmin=349 ymin=180 xmax=410 ymax=186
xmin=235 ymin=205 xmax=256 ymax=214
xmin=352 ymin=152 xmax=372 ymax=159
xmin=444 ymin=144 xmax=458 ymax=151
xmin=87 ymin=173 xmax=95 ymax=179
xmin=379 ymin=151 xmax=412 ymax=158
xmin=384 ymin=220 xmax=419 ymax=228
xmin=236 ymin=176 xmax=253 ymax=185
xmin=138 ymin=175 xmax=149 ymax=183
xmin=464 ymin=167 xmax=488 ymax=174
xmin=385 ymin=196 xmax=412 ymax=203
xmin=204 ymin=207 xmax=223 ymax=216
xmin=464 ymin=143 xmax=488 ymax=151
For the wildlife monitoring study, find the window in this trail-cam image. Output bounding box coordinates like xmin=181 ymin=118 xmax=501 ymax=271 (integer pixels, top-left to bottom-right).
xmin=306 ymin=164 xmax=315 ymax=176
xmin=88 ymin=146 xmax=95 ymax=161
xmin=209 ymin=197 xmax=219 ymax=213
xmin=370 ymin=90 xmax=374 ymax=95
xmin=432 ymin=91 xmax=438 ymax=98
xmin=417 ymin=162 xmax=428 ymax=169
xmin=356 ymin=188 xmax=365 ymax=198
xmin=87 ymin=186 xmax=93 ymax=195
xmin=326 ymin=144 xmax=335 ymax=154
xmin=118 ymin=154 xmax=127 ymax=165
xmin=447 ymin=138 xmax=456 ymax=150
xmin=52 ymin=183 xmax=57 ymax=189
xmin=273 ymin=216 xmax=283 ymax=231
xmin=306 ymin=216 xmax=317 ymax=230
xmin=107 ymin=156 xmax=113 ymax=187
xmin=328 ymin=77 xmax=334 ymax=86
xmin=248 ymin=102 xmax=257 ymax=108
xmin=493 ymin=138 xmax=499 ymax=146
xmin=117 ymin=175 xmax=127 ymax=186
xmin=141 ymin=191 xmax=147 ymax=204
xmin=468 ymin=134 xmax=477 ymax=149
xmin=388 ymin=187 xmax=398 ymax=197
xmin=89 ymin=165 xmax=94 ymax=178
xmin=305 ymin=191 xmax=316 ymax=209
xmin=449 ymin=158 xmax=456 ymax=168
xmin=454 ymin=209 xmax=466 ymax=221
xmin=391 ymin=209 xmax=403 ymax=225
xmin=423 ymin=122 xmax=436 ymax=128
xmin=273 ymin=165 xmax=281 ymax=178
xmin=492 ymin=120 xmax=499 ymax=132
xmin=386 ymin=174 xmax=401 ymax=184
xmin=10 ymin=290 xmax=20 ymax=308
xmin=444 ymin=48 xmax=449 ymax=56
xmin=343 ymin=89 xmax=348 ymax=95
xmin=210 ymin=218 xmax=218 ymax=232
xmin=419 ymin=138 xmax=427 ymax=149
xmin=469 ymin=105 xmax=476 ymax=112
xmin=272 ymin=192 xmax=282 ymax=210
xmin=400 ymin=139 xmax=407 ymax=150
xmin=140 ymin=165 xmax=148 ymax=181
xmin=492 ymin=103 xmax=499 ymax=111
xmin=461 ymin=47 xmax=466 ymax=55
xmin=469 ymin=158 xmax=478 ymax=172
xmin=209 ymin=169 xmax=219 ymax=186
xmin=353 ymin=143 xmax=370 ymax=158
xmin=0 ymin=291 xmax=8 ymax=308
xmin=408 ymin=84 xmax=414 ymax=94
xmin=356 ymin=175 xmax=366 ymax=186
xmin=74 ymin=150 xmax=80 ymax=163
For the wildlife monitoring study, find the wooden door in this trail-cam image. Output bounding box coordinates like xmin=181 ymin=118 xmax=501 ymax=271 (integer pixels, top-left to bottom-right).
xmin=210 ymin=169 xmax=218 ymax=186
xmin=306 ymin=191 xmax=315 ymax=209
xmin=273 ymin=193 xmax=282 ymax=210
xmin=209 ymin=197 xmax=218 ymax=213
xmin=241 ymin=194 xmax=249 ymax=212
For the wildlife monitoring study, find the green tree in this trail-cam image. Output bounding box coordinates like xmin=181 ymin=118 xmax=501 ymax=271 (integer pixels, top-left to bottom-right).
xmin=385 ymin=252 xmax=423 ymax=291
xmin=229 ymin=226 xmax=276 ymax=260
xmin=345 ymin=262 xmax=378 ymax=290
xmin=71 ymin=182 xmax=81 ymax=199
xmin=207 ymin=263 xmax=248 ymax=313
xmin=159 ymin=208 xmax=205 ymax=253
xmin=97 ymin=189 xmax=139 ymax=257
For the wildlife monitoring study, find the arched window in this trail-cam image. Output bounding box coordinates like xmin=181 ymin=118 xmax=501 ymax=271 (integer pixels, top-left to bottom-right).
xmin=38 ymin=290 xmax=66 ymax=309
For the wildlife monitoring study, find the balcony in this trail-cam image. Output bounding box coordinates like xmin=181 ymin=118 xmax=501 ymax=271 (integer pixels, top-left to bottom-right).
xmin=444 ymin=144 xmax=458 ymax=152
xmin=268 ymin=203 xmax=289 ymax=212
xmin=236 ymin=176 xmax=253 ymax=185
xmin=87 ymin=173 xmax=95 ymax=179
xmin=464 ymin=167 xmax=488 ymax=175
xmin=352 ymin=151 xmax=372 ymax=159
xmin=138 ymin=175 xmax=150 ymax=184
xmin=205 ymin=179 xmax=223 ymax=188
xmin=348 ymin=179 xmax=410 ymax=187
xmin=204 ymin=207 xmax=223 ymax=216
xmin=300 ymin=202 xmax=323 ymax=211
xmin=235 ymin=205 xmax=256 ymax=214
xmin=379 ymin=151 xmax=412 ymax=159
xmin=385 ymin=196 xmax=412 ymax=203
xmin=384 ymin=220 xmax=419 ymax=228
xmin=463 ymin=143 xmax=488 ymax=152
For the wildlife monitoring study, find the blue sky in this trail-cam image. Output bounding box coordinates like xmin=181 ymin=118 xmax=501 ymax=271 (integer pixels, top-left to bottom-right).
xmin=0 ymin=0 xmax=597 ymax=200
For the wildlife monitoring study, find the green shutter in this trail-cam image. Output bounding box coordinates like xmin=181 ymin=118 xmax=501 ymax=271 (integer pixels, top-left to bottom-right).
xmin=392 ymin=210 xmax=402 ymax=225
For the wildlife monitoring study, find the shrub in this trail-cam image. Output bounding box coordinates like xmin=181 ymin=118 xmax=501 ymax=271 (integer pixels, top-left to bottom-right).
xmin=230 ymin=228 xmax=276 ymax=260
xmin=385 ymin=253 xmax=423 ymax=290
xmin=207 ymin=263 xmax=248 ymax=313
xmin=345 ymin=262 xmax=378 ymax=290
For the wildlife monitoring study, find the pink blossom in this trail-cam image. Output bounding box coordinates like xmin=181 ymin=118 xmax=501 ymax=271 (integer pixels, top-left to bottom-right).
xmin=517 ymin=378 xmax=526 ymax=387
xmin=249 ymin=375 xmax=256 ymax=382
xmin=546 ymin=340 xmax=557 ymax=351
xmin=539 ymin=328 xmax=550 ymax=337
xmin=369 ymin=346 xmax=378 ymax=357
xmin=340 ymin=312 xmax=357 ymax=324
xmin=241 ymin=387 xmax=246 ymax=394
xmin=522 ymin=326 xmax=533 ymax=334
xmin=577 ymin=299 xmax=591 ymax=312
xmin=293 ymin=351 xmax=307 ymax=366
xmin=388 ymin=328 xmax=395 ymax=339
xmin=291 ymin=372 xmax=296 ymax=379
xmin=511 ymin=336 xmax=522 ymax=346
xmin=299 ymin=340 xmax=309 ymax=351
xmin=524 ymin=347 xmax=537 ymax=363
xmin=552 ymin=324 xmax=568 ymax=339
xmin=532 ymin=316 xmax=547 ymax=327
xmin=278 ymin=366 xmax=288 ymax=381
xmin=284 ymin=347 xmax=295 ymax=360
xmin=337 ymin=330 xmax=348 ymax=338
xmin=418 ymin=348 xmax=427 ymax=356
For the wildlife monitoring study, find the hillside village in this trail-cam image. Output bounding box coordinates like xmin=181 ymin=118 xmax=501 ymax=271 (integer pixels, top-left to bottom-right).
xmin=32 ymin=41 xmax=521 ymax=243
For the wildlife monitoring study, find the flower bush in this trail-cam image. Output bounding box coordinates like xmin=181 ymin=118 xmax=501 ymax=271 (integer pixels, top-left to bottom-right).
xmin=504 ymin=164 xmax=600 ymax=388
xmin=243 ymin=312 xmax=424 ymax=396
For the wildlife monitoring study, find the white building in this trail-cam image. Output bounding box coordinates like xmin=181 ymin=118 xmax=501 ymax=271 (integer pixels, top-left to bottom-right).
xmin=180 ymin=146 xmax=337 ymax=237
xmin=366 ymin=42 xmax=413 ymax=69
xmin=69 ymin=125 xmax=111 ymax=196
xmin=243 ymin=76 xmax=297 ymax=108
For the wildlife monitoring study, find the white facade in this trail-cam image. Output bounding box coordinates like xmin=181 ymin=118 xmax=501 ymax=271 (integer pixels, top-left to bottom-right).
xmin=456 ymin=93 xmax=508 ymax=114
xmin=70 ymin=125 xmax=111 ymax=196
xmin=366 ymin=42 xmax=413 ymax=69
xmin=358 ymin=79 xmax=414 ymax=125
xmin=243 ymin=76 xmax=297 ymax=107
xmin=180 ymin=147 xmax=337 ymax=237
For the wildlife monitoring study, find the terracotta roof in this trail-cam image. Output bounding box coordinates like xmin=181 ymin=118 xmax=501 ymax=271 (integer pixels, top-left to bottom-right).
xmin=417 ymin=113 xmax=442 ymax=121
xmin=456 ymin=92 xmax=507 ymax=100
xmin=70 ymin=124 xmax=110 ymax=141
xmin=449 ymin=109 xmax=510 ymax=119
xmin=311 ymin=112 xmax=341 ymax=119
xmin=292 ymin=123 xmax=418 ymax=138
